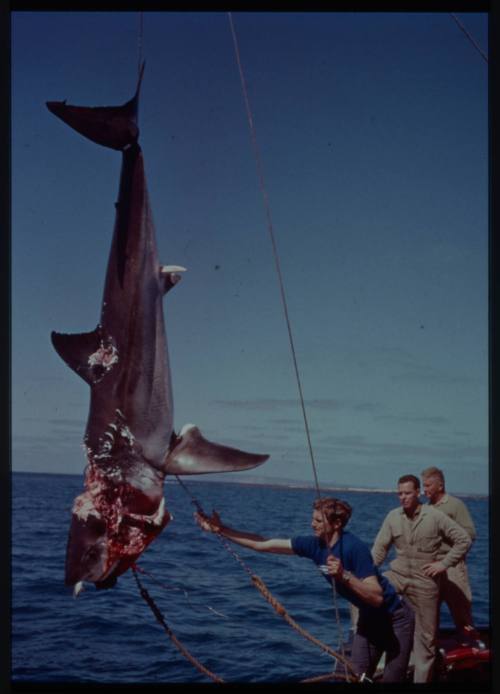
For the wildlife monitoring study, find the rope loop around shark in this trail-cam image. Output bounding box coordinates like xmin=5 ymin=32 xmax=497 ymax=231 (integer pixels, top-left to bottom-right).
xmin=47 ymin=63 xmax=269 ymax=597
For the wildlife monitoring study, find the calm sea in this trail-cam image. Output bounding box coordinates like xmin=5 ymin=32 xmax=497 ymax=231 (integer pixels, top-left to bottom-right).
xmin=11 ymin=472 xmax=489 ymax=684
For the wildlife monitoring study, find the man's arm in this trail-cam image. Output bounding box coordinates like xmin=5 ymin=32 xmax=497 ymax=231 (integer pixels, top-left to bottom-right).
xmin=455 ymin=499 xmax=476 ymax=542
xmin=422 ymin=511 xmax=472 ymax=577
xmin=437 ymin=512 xmax=472 ymax=568
xmin=195 ymin=511 xmax=294 ymax=555
xmin=371 ymin=513 xmax=394 ymax=566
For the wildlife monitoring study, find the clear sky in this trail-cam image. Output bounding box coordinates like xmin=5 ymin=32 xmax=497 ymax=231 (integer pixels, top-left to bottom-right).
xmin=12 ymin=11 xmax=489 ymax=494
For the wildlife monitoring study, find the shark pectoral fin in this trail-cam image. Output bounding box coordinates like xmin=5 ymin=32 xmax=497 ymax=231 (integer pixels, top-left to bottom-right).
xmin=51 ymin=328 xmax=118 ymax=385
xmin=160 ymin=265 xmax=187 ymax=294
xmin=164 ymin=424 xmax=269 ymax=475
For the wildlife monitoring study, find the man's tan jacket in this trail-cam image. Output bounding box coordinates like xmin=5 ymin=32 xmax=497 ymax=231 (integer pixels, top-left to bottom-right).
xmin=372 ymin=504 xmax=471 ymax=575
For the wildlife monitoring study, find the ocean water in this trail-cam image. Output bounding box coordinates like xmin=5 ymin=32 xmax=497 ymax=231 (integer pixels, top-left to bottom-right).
xmin=11 ymin=472 xmax=489 ymax=684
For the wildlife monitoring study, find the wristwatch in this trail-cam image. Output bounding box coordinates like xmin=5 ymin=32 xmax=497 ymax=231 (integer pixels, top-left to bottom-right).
xmin=341 ymin=570 xmax=352 ymax=583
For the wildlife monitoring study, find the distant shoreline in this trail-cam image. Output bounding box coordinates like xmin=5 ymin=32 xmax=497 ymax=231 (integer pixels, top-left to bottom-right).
xmin=11 ymin=469 xmax=488 ymax=499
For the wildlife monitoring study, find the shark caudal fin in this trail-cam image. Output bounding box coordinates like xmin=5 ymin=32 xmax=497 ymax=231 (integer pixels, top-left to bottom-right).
xmin=46 ymin=62 xmax=145 ymax=150
xmin=164 ymin=424 xmax=269 ymax=475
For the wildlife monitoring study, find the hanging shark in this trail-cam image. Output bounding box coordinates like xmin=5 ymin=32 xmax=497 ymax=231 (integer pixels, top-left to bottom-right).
xmin=47 ymin=64 xmax=268 ymax=595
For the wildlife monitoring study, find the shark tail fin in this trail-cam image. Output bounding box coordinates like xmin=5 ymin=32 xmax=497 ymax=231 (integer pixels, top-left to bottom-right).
xmin=51 ymin=327 xmax=118 ymax=385
xmin=46 ymin=62 xmax=146 ymax=151
xmin=164 ymin=424 xmax=269 ymax=475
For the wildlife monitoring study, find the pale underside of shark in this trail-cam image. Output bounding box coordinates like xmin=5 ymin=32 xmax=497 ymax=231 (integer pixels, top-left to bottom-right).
xmin=47 ymin=64 xmax=268 ymax=595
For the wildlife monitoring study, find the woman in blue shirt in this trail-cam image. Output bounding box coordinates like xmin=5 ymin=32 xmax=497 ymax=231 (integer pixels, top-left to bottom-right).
xmin=196 ymin=497 xmax=414 ymax=682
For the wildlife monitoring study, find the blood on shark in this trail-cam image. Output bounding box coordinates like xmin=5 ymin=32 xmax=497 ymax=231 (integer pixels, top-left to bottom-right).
xmin=47 ymin=64 xmax=268 ymax=595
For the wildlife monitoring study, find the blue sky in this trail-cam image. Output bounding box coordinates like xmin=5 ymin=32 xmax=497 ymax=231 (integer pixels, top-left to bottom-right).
xmin=12 ymin=12 xmax=488 ymax=494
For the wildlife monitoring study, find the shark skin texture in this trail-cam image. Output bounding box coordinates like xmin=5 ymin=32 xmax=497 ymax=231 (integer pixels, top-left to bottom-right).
xmin=48 ymin=65 xmax=269 ymax=595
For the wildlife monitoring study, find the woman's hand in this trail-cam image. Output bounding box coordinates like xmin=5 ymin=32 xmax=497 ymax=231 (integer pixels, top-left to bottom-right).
xmin=194 ymin=510 xmax=222 ymax=533
xmin=326 ymin=554 xmax=344 ymax=579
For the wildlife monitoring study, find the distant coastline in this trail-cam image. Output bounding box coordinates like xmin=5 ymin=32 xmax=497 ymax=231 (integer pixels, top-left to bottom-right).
xmin=183 ymin=475 xmax=488 ymax=499
xmin=11 ymin=469 xmax=488 ymax=499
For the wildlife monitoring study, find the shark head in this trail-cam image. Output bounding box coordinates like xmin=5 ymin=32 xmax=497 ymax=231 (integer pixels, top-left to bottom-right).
xmin=65 ymin=473 xmax=171 ymax=593
xmin=65 ymin=501 xmax=110 ymax=588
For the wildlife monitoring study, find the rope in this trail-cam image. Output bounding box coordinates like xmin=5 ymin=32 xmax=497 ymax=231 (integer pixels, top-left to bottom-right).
xmin=133 ymin=563 xmax=228 ymax=617
xmin=302 ymin=672 xmax=348 ymax=683
xmin=132 ymin=566 xmax=225 ymax=683
xmin=134 ymin=560 xmax=358 ymax=683
xmin=450 ymin=13 xmax=488 ymax=64
xmin=227 ymin=12 xmax=322 ymax=503
xmin=176 ymin=476 xmax=255 ymax=579
xmin=220 ymin=12 xmax=487 ymax=682
xmin=251 ymin=574 xmax=358 ymax=681
xmin=137 ymin=11 xmax=144 ymax=77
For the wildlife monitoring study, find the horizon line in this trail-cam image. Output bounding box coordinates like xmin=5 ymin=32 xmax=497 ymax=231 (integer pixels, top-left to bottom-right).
xmin=11 ymin=469 xmax=489 ymax=499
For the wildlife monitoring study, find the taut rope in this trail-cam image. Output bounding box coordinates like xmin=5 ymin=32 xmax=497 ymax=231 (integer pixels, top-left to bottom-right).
xmin=227 ymin=12 xmax=322 ymax=503
xmin=137 ymin=11 xmax=144 ymax=77
xmin=450 ymin=13 xmax=488 ymax=64
xmin=227 ymin=10 xmax=348 ymax=660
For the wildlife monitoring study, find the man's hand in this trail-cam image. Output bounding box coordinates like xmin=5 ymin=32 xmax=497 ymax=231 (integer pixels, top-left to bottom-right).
xmin=422 ymin=560 xmax=447 ymax=577
xmin=194 ymin=510 xmax=222 ymax=533
xmin=326 ymin=554 xmax=344 ymax=579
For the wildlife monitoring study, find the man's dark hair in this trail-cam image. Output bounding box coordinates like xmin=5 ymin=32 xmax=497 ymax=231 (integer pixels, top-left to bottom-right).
xmin=398 ymin=474 xmax=420 ymax=490
xmin=313 ymin=497 xmax=352 ymax=528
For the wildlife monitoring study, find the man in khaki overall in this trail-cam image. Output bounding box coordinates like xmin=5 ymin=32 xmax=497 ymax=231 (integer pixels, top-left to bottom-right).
xmin=421 ymin=466 xmax=478 ymax=642
xmin=372 ymin=474 xmax=471 ymax=683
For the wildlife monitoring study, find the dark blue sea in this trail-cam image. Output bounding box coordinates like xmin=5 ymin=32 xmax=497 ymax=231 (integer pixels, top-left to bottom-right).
xmin=11 ymin=472 xmax=489 ymax=684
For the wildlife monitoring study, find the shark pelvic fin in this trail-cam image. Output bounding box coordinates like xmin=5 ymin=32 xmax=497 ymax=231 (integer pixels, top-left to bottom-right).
xmin=51 ymin=327 xmax=118 ymax=385
xmin=164 ymin=424 xmax=269 ymax=475
xmin=160 ymin=265 xmax=187 ymax=294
